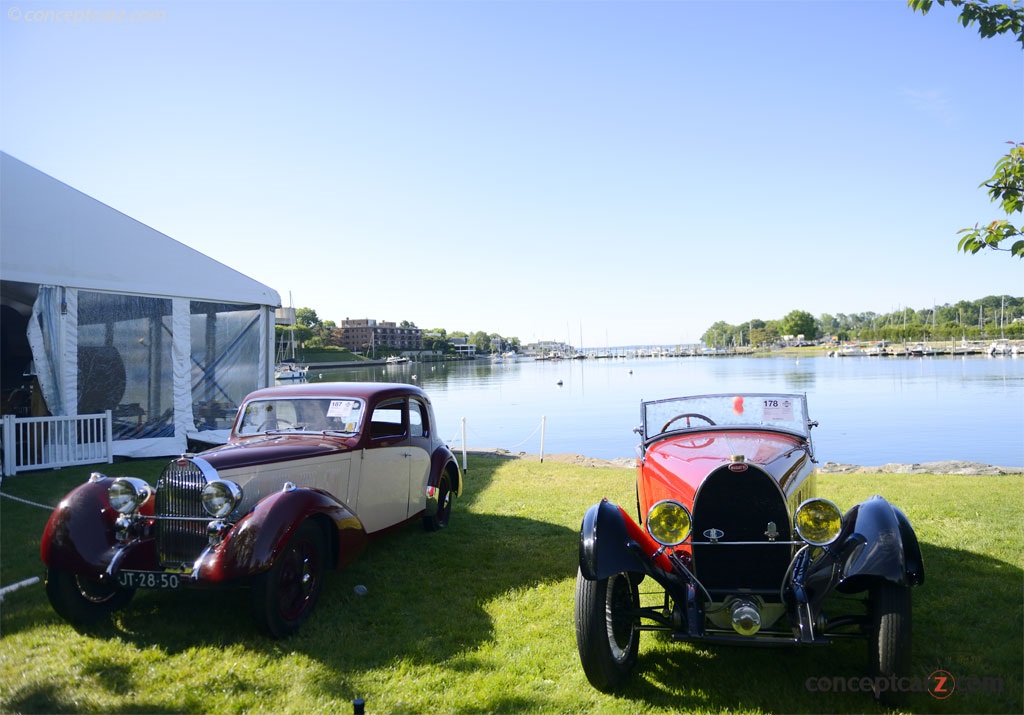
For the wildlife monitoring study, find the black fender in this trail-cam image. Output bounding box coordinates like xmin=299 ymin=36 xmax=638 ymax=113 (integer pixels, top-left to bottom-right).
xmin=835 ymin=494 xmax=925 ymax=593
xmin=195 ymin=487 xmax=367 ymax=583
xmin=893 ymin=505 xmax=925 ymax=585
xmin=579 ymin=499 xmax=665 ymax=582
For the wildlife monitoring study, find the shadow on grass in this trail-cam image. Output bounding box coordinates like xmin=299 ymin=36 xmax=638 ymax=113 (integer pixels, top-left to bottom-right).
xmin=12 ymin=541 xmax=1018 ymax=714
xmin=4 ymin=684 xmax=193 ymax=715
xmin=586 ymin=539 xmax=1023 ymax=714
xmin=4 ymin=457 xmax=1021 ymax=714
xmin=4 ymin=457 xmax=584 ymax=712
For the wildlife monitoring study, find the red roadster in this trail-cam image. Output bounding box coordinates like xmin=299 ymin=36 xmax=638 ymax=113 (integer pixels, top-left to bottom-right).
xmin=575 ymin=393 xmax=924 ymax=702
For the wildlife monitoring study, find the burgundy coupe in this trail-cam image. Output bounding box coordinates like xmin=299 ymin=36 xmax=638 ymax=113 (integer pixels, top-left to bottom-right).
xmin=41 ymin=382 xmax=462 ymax=637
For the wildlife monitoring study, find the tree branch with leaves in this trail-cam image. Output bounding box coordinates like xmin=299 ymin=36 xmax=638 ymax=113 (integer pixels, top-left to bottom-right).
xmin=957 ymin=142 xmax=1024 ymax=257
xmin=909 ymin=0 xmax=1024 ymax=45
xmin=909 ymin=0 xmax=1023 ymax=259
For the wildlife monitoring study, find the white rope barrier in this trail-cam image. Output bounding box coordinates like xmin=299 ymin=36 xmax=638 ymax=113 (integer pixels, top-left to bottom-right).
xmin=0 ymin=492 xmax=50 ymax=601
xmin=0 ymin=490 xmax=55 ymax=511
xmin=0 ymin=577 xmax=40 ymax=602
xmin=446 ymin=416 xmax=548 ymax=468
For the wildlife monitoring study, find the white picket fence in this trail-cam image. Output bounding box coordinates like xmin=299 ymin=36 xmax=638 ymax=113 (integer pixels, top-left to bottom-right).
xmin=1 ymin=411 xmax=113 ymax=476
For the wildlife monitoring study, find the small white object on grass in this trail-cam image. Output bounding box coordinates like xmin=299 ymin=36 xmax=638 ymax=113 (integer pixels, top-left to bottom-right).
xmin=354 ymin=584 xmax=368 ymax=596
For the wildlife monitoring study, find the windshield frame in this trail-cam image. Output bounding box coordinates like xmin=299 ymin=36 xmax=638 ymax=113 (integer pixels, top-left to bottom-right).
xmin=233 ymin=396 xmax=366 ymax=437
xmin=640 ymin=393 xmax=812 ymax=445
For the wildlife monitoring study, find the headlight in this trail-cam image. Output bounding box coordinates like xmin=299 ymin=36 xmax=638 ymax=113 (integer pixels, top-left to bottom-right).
xmin=646 ymin=499 xmax=692 ymax=546
xmin=108 ymin=477 xmax=152 ymax=514
xmin=201 ymin=480 xmax=242 ymax=518
xmin=794 ymin=498 xmax=843 ymax=546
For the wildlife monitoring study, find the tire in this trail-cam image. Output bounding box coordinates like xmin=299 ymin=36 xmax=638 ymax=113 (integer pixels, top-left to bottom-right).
xmin=868 ymin=580 xmax=912 ymax=703
xmin=45 ymin=567 xmax=135 ymax=625
xmin=423 ymin=472 xmax=452 ymax=532
xmin=251 ymin=520 xmax=327 ymax=638
xmin=574 ymin=568 xmax=640 ymax=691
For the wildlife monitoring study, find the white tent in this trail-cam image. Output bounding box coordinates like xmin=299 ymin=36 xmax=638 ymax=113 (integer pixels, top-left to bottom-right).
xmin=1 ymin=152 xmax=281 ymax=457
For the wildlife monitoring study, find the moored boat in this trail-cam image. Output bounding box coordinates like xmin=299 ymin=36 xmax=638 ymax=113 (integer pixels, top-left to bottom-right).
xmin=988 ymin=339 xmax=1013 ymax=356
xmin=274 ymin=363 xmax=308 ymax=380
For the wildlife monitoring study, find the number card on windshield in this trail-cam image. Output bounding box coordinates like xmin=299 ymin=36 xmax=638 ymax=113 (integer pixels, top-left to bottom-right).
xmin=327 ymin=400 xmax=359 ymax=419
xmin=762 ymin=398 xmax=794 ymax=422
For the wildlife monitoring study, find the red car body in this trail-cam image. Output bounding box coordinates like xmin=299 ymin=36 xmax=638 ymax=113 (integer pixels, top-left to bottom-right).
xmin=41 ymin=382 xmax=461 ymax=637
xmin=575 ymin=393 xmax=924 ymax=703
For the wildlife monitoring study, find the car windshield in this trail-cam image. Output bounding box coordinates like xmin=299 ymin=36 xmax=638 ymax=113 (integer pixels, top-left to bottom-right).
xmin=235 ymin=397 xmax=365 ymax=436
xmin=642 ymin=393 xmax=811 ymax=442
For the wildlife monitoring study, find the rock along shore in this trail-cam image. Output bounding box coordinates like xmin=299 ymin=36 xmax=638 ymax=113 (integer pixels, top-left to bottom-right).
xmin=461 ymin=449 xmax=1022 ymax=475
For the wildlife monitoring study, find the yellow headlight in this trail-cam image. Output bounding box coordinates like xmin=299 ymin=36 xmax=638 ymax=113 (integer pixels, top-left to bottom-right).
xmin=794 ymin=498 xmax=843 ymax=546
xmin=646 ymin=500 xmax=692 ymax=546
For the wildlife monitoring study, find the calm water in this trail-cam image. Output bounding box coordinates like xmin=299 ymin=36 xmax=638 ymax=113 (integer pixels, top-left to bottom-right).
xmin=308 ymin=356 xmax=1024 ymax=466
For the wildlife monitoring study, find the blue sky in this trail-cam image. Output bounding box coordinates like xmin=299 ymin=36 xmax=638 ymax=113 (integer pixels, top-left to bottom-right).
xmin=2 ymin=0 xmax=1021 ymax=346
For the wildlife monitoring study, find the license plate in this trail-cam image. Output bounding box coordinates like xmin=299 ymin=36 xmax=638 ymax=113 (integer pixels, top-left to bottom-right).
xmin=117 ymin=571 xmax=182 ymax=589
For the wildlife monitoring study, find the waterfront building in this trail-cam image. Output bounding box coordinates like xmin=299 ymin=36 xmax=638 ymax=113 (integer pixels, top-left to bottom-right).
xmin=339 ymin=318 xmax=422 ymax=354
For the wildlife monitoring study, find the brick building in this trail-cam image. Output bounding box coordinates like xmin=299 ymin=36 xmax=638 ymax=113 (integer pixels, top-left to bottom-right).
xmin=339 ymin=318 xmax=422 ymax=353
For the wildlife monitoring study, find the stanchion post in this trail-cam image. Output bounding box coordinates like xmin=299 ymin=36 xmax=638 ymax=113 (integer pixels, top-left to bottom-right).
xmin=540 ymin=415 xmax=546 ymax=463
xmin=461 ymin=416 xmax=468 ymax=472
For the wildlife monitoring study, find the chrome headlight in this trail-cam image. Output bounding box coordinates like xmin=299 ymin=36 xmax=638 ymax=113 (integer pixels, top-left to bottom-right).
xmin=646 ymin=499 xmax=692 ymax=546
xmin=108 ymin=477 xmax=152 ymax=514
xmin=201 ymin=480 xmax=242 ymax=518
xmin=794 ymin=498 xmax=843 ymax=546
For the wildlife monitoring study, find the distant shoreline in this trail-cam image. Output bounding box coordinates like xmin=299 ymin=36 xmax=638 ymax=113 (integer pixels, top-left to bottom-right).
xmin=459 ymin=449 xmax=1023 ymax=475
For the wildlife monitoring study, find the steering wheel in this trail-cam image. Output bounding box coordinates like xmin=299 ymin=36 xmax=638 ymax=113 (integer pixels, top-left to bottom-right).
xmin=661 ymin=413 xmax=716 ymax=432
xmin=258 ymin=418 xmax=295 ymax=431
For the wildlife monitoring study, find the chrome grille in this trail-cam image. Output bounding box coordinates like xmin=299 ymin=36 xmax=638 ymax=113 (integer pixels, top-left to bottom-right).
xmin=155 ymin=459 xmax=209 ymax=567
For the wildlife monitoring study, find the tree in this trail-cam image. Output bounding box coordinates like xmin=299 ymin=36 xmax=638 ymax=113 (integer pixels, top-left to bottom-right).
xmin=819 ymin=313 xmax=839 ymax=337
xmin=327 ymin=326 xmax=346 ymax=347
xmin=748 ymin=326 xmax=772 ymax=347
xmin=423 ymin=328 xmax=450 ymax=353
xmin=780 ymin=310 xmax=818 ymax=340
xmin=909 ymin=0 xmax=1024 ymax=45
xmin=701 ymin=296 xmax=1021 ymax=345
xmin=295 ymin=307 xmax=320 ymax=328
xmin=470 ymin=331 xmax=491 ymax=353
xmin=276 ymin=324 xmax=312 ymax=351
xmin=909 ymin=1 xmax=1024 ymax=258
xmin=317 ymin=319 xmax=336 ymax=345
xmin=701 ymin=320 xmax=736 ymax=348
xmin=956 ymin=142 xmax=1024 ymax=258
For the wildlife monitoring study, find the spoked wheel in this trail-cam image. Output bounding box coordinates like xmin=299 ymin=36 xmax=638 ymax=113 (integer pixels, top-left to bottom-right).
xmin=45 ymin=567 xmax=135 ymax=625
xmin=868 ymin=580 xmax=912 ymax=704
xmin=423 ymin=473 xmax=453 ymax=531
xmin=574 ymin=568 xmax=640 ymax=691
xmin=251 ymin=520 xmax=327 ymax=638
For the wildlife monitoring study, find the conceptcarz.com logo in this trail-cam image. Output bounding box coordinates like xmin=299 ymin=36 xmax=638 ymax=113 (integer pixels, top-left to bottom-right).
xmin=805 ymin=669 xmax=1003 ymax=699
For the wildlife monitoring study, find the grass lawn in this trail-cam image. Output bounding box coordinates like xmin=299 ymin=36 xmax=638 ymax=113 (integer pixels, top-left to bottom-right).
xmin=1 ymin=456 xmax=1021 ymax=714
